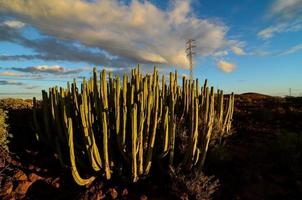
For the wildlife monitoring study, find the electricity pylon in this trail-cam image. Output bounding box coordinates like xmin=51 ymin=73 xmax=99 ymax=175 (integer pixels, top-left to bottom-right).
xmin=186 ymin=39 xmax=196 ymax=80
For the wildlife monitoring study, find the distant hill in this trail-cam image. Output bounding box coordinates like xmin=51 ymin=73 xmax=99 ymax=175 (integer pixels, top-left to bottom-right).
xmin=238 ymin=92 xmax=272 ymax=100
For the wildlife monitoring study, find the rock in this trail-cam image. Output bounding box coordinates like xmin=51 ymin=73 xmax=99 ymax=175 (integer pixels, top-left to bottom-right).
xmin=28 ymin=173 xmax=42 ymax=182
xmin=14 ymin=170 xmax=27 ymax=181
xmin=180 ymin=192 xmax=189 ymax=200
xmin=15 ymin=181 xmax=32 ymax=198
xmin=122 ymin=188 xmax=128 ymax=197
xmin=0 ymin=180 xmax=13 ymax=196
xmin=28 ymin=164 xmax=34 ymax=170
xmin=108 ymin=188 xmax=118 ymax=199
xmin=140 ymin=194 xmax=148 ymax=200
xmin=51 ymin=177 xmax=60 ymax=188
xmin=45 ymin=177 xmax=53 ymax=184
xmin=0 ymin=158 xmax=5 ymax=168
xmin=2 ymin=193 xmax=15 ymax=200
xmin=95 ymin=191 xmax=106 ymax=200
xmin=11 ymin=160 xmax=21 ymax=166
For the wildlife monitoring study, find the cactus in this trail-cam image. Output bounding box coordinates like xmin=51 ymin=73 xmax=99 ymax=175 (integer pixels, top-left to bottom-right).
xmin=67 ymin=117 xmax=95 ymax=186
xmin=168 ymin=72 xmax=176 ymax=166
xmin=138 ymin=92 xmax=145 ymax=175
xmin=144 ymin=80 xmax=159 ymax=174
xmin=131 ymin=103 xmax=138 ymax=182
xmin=100 ymin=69 xmax=111 ymax=180
xmin=32 ymin=97 xmax=41 ymax=142
xmin=36 ymin=66 xmax=234 ymax=185
xmin=198 ymin=87 xmax=215 ymax=171
xmin=79 ymin=78 xmax=101 ymax=172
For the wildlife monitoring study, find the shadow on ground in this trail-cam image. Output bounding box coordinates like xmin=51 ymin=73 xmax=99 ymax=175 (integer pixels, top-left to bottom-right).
xmin=205 ymin=94 xmax=302 ymax=200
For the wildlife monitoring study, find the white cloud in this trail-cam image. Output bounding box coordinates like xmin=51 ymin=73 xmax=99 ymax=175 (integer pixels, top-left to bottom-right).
xmin=11 ymin=65 xmax=83 ymax=74
xmin=258 ymin=22 xmax=290 ymax=39
xmin=259 ymin=0 xmax=302 ymax=39
xmin=213 ymin=50 xmax=228 ymax=57
xmin=251 ymin=49 xmax=271 ymax=56
xmin=231 ymin=46 xmax=246 ymax=55
xmin=217 ymin=60 xmax=236 ymax=73
xmin=258 ymin=27 xmax=276 ymax=39
xmin=169 ymin=0 xmax=190 ymax=25
xmin=0 ymin=71 xmax=25 ymax=77
xmin=0 ymin=0 xmax=232 ymax=69
xmin=2 ymin=20 xmax=25 ymax=29
xmin=279 ymin=43 xmax=302 ymax=55
xmin=270 ymin=0 xmax=302 ymax=19
xmin=257 ymin=22 xmax=301 ymax=39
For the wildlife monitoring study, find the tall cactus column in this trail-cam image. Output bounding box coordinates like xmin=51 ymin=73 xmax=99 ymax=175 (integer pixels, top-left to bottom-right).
xmin=131 ymin=103 xmax=138 ymax=182
xmin=100 ymin=70 xmax=111 ymax=180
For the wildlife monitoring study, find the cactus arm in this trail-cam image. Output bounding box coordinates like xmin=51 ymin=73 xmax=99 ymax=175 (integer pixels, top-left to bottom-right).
xmin=68 ymin=118 xmax=95 ymax=186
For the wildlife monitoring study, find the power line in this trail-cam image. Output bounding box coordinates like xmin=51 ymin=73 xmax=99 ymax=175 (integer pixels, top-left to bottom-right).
xmin=186 ymin=39 xmax=196 ymax=80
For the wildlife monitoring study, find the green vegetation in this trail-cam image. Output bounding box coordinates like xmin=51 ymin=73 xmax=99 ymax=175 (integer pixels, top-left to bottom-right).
xmin=33 ymin=66 xmax=234 ymax=186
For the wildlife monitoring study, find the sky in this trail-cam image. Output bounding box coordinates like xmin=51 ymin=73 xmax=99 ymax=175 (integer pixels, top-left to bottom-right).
xmin=0 ymin=0 xmax=302 ymax=98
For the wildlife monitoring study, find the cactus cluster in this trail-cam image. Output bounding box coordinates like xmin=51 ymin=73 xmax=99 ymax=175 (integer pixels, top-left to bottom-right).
xmin=33 ymin=66 xmax=234 ymax=185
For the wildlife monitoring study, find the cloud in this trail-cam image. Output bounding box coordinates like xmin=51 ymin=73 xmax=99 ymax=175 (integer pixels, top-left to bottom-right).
xmin=0 ymin=54 xmax=44 ymax=61
xmin=213 ymin=50 xmax=228 ymax=57
xmin=11 ymin=65 xmax=83 ymax=74
xmin=0 ymin=71 xmax=25 ymax=77
xmin=279 ymin=43 xmax=302 ymax=55
xmin=251 ymin=49 xmax=272 ymax=56
xmin=231 ymin=46 xmax=246 ymax=55
xmin=258 ymin=0 xmax=302 ymax=39
xmin=24 ymin=85 xmax=39 ymax=90
xmin=217 ymin=60 xmax=236 ymax=73
xmin=257 ymin=21 xmax=302 ymax=39
xmin=269 ymin=0 xmax=302 ymax=19
xmin=0 ymin=26 xmax=133 ymax=67
xmin=258 ymin=25 xmax=283 ymax=39
xmin=0 ymin=80 xmax=24 ymax=85
xmin=0 ymin=79 xmax=38 ymax=90
xmin=1 ymin=19 xmax=25 ymax=28
xmin=0 ymin=0 xmax=232 ymax=68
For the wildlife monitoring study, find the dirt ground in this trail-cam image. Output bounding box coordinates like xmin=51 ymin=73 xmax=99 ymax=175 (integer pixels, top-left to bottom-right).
xmin=1 ymin=94 xmax=302 ymax=199
xmin=207 ymin=93 xmax=302 ymax=200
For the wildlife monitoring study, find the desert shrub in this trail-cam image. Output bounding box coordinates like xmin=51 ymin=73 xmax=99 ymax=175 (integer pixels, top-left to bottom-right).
xmin=169 ymin=167 xmax=220 ymax=200
xmin=0 ymin=109 xmax=9 ymax=151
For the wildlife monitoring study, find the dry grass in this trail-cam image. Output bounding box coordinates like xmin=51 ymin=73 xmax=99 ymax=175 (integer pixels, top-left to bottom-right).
xmin=0 ymin=98 xmax=32 ymax=110
xmin=0 ymin=109 xmax=9 ymax=151
xmin=169 ymin=166 xmax=220 ymax=200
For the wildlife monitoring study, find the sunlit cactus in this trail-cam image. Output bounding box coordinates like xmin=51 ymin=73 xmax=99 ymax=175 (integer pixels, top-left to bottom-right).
xmin=35 ymin=66 xmax=234 ymax=186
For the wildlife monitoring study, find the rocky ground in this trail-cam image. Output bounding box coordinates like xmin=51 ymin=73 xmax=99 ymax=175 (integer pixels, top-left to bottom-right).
xmin=207 ymin=93 xmax=302 ymax=200
xmin=0 ymin=94 xmax=302 ymax=199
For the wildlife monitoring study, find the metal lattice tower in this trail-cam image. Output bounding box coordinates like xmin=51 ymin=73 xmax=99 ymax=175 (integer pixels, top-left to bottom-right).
xmin=186 ymin=39 xmax=196 ymax=80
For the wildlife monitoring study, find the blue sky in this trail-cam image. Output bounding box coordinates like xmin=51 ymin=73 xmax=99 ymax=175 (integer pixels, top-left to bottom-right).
xmin=0 ymin=0 xmax=302 ymax=98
